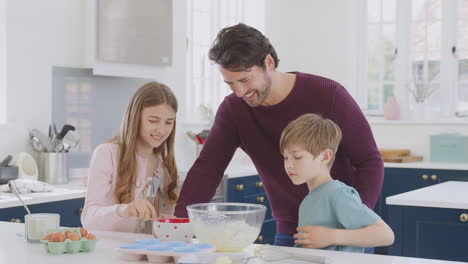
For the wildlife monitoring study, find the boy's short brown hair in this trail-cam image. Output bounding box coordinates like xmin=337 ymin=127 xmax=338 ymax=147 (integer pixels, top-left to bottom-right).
xmin=280 ymin=114 xmax=343 ymax=167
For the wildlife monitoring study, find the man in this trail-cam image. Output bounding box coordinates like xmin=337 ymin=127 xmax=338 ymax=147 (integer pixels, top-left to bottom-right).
xmin=175 ymin=23 xmax=383 ymax=247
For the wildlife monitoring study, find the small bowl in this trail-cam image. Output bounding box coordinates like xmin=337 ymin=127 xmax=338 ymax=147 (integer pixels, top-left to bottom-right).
xmin=152 ymin=218 xmax=193 ymax=242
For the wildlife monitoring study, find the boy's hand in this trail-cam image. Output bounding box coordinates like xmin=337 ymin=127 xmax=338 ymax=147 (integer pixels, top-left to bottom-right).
xmin=294 ymin=225 xmax=337 ymax=248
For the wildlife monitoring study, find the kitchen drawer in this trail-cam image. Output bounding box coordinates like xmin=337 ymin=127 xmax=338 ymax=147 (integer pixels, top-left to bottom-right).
xmin=228 ymin=175 xmax=265 ymax=198
xmin=244 ymin=193 xmax=272 ymax=220
xmin=256 ymin=218 xmax=276 ymax=245
xmin=0 ymin=198 xmax=85 ymax=227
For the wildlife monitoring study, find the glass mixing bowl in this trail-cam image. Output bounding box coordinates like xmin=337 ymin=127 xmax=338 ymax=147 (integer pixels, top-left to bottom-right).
xmin=187 ymin=202 xmax=266 ymax=252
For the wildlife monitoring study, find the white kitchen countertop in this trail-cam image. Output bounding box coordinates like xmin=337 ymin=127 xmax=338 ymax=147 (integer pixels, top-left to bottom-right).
xmin=0 ymin=184 xmax=86 ymax=209
xmin=384 ymin=162 xmax=468 ymax=170
xmin=386 ymin=181 xmax=468 ymax=209
xmin=0 ymin=222 xmax=462 ymax=264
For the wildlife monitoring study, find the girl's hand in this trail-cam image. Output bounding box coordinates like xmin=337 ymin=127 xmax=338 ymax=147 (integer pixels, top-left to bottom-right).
xmin=293 ymin=225 xmax=337 ymax=249
xmin=158 ymin=214 xmax=176 ymax=219
xmin=117 ymin=199 xmax=157 ymax=221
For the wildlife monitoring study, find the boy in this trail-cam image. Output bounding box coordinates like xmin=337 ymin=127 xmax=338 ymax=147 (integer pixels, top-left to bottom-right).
xmin=279 ymin=114 xmax=394 ymax=253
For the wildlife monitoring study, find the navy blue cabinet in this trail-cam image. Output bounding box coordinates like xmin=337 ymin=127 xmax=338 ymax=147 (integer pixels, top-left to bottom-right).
xmin=377 ymin=168 xmax=439 ymax=223
xmin=378 ymin=168 xmax=468 ymax=223
xmin=0 ymin=198 xmax=85 ymax=227
xmin=227 ymin=175 xmax=276 ymax=244
xmin=375 ymin=168 xmax=468 ymax=255
xmin=388 ymin=205 xmax=468 ymax=262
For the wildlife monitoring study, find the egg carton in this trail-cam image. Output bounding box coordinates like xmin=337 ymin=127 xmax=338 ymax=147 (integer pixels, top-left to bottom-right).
xmin=40 ymin=227 xmax=97 ymax=255
xmin=117 ymin=239 xmax=216 ymax=263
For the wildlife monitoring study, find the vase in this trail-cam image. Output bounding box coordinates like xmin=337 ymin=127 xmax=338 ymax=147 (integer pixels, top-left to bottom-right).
xmin=412 ymin=102 xmax=428 ymax=120
xmin=384 ymin=96 xmax=400 ymax=120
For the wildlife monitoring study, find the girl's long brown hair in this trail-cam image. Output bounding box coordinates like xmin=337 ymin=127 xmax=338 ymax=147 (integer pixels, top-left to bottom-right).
xmin=110 ymin=82 xmax=179 ymax=205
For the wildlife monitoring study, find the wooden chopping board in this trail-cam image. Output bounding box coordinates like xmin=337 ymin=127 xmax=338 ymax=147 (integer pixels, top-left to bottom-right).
xmin=383 ymin=156 xmax=423 ymax=163
xmin=379 ymin=149 xmax=411 ymax=158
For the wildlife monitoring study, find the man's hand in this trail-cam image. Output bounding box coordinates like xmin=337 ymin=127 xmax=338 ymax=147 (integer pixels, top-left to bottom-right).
xmin=117 ymin=199 xmax=157 ymax=221
xmin=293 ymin=225 xmax=337 ymax=249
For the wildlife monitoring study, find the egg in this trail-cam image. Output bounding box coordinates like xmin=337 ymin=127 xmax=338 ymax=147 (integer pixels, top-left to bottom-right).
xmin=64 ymin=230 xmax=72 ymax=236
xmin=52 ymin=232 xmax=65 ymax=242
xmin=66 ymin=232 xmax=80 ymax=241
xmin=42 ymin=233 xmax=53 ymax=241
xmin=86 ymin=233 xmax=96 ymax=240
xmin=79 ymin=227 xmax=88 ymax=238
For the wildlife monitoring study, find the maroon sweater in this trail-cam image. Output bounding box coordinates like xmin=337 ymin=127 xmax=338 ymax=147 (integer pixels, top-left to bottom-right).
xmin=175 ymin=72 xmax=384 ymax=235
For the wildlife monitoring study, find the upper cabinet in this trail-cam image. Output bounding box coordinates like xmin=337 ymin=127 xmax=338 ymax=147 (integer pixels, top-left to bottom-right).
xmin=97 ymin=0 xmax=172 ymax=66
xmin=93 ymin=0 xmax=174 ymax=79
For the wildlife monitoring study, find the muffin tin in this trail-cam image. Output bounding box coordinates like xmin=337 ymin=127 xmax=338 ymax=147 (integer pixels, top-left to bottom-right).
xmin=40 ymin=228 xmax=97 ymax=255
xmin=117 ymin=239 xmax=216 ymax=263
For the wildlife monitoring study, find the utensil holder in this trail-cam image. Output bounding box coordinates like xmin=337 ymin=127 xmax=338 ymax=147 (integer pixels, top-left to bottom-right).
xmin=38 ymin=153 xmax=68 ymax=184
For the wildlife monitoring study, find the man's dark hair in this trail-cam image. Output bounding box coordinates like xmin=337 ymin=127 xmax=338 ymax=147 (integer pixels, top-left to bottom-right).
xmin=208 ymin=23 xmax=279 ymax=71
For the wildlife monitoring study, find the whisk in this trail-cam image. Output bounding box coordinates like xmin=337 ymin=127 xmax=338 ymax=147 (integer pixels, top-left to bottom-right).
xmin=253 ymin=245 xmax=331 ymax=263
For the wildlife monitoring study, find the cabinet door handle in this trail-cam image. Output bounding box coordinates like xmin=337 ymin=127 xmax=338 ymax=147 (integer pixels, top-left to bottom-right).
xmin=256 ymin=182 xmax=263 ymax=188
xmin=257 ymin=235 xmax=263 ymax=242
xmin=235 ymin=184 xmax=244 ymax=191
xmin=431 ymin=175 xmax=438 ymax=181
xmin=460 ymin=213 xmax=468 ymax=222
xmin=421 ymin=174 xmax=429 ymax=181
xmin=256 ymin=196 xmax=264 ymax=203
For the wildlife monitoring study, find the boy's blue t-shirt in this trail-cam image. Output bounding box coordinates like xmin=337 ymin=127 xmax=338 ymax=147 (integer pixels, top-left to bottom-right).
xmin=297 ymin=180 xmax=380 ymax=253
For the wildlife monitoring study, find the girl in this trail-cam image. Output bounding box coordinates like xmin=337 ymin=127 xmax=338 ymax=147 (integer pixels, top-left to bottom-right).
xmin=81 ymin=81 xmax=179 ymax=234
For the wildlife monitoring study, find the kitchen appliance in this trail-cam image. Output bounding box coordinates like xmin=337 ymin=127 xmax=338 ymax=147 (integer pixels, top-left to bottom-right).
xmin=430 ymin=133 xmax=468 ymax=163
xmin=10 ymin=152 xmax=39 ymax=181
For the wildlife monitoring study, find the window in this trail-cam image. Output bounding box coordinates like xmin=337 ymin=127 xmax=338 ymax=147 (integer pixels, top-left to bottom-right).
xmin=456 ymin=0 xmax=468 ymax=113
xmin=366 ymin=0 xmax=397 ymax=111
xmin=363 ymin=0 xmax=468 ymax=118
xmin=185 ymin=0 xmax=265 ymax=124
xmin=0 ymin=0 xmax=6 ymax=124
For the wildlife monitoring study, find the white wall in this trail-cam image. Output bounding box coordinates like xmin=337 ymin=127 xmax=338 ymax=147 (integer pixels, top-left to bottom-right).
xmin=0 ymin=0 xmax=6 ymax=124
xmin=371 ymin=122 xmax=468 ymax=159
xmin=266 ymin=0 xmax=468 ymax=160
xmin=266 ymin=0 xmax=360 ymax=97
xmin=0 ymin=0 xmax=88 ymax=160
